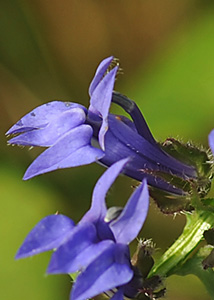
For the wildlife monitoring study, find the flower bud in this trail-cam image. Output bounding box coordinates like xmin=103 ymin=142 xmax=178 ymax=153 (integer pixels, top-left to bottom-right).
xmin=132 ymin=239 xmax=155 ymax=279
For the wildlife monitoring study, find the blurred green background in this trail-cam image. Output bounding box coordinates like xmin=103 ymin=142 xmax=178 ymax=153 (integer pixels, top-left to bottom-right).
xmin=1 ymin=1 xmax=214 ymax=299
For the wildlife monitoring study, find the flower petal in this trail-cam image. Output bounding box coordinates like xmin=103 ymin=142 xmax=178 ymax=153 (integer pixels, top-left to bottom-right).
xmin=6 ymin=101 xmax=85 ymax=135
xmin=8 ymin=108 xmax=86 ymax=147
xmin=23 ymin=125 xmax=104 ymax=180
xmin=88 ymin=56 xmax=114 ymax=96
xmin=110 ymin=179 xmax=149 ymax=244
xmin=48 ymin=222 xmax=113 ymax=274
xmin=71 ymin=244 xmax=133 ymax=300
xmin=89 ymin=67 xmax=118 ymax=150
xmin=15 ymin=214 xmax=74 ymax=259
xmin=209 ymin=129 xmax=214 ymax=155
xmin=99 ymin=115 xmax=196 ymax=192
xmin=82 ymin=158 xmax=130 ymax=223
xmin=112 ymin=91 xmax=156 ymax=146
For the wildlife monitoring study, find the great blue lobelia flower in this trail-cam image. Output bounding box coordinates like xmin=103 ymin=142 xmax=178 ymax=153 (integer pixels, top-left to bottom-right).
xmin=15 ymin=159 xmax=150 ymax=300
xmin=6 ymin=56 xmax=212 ymax=212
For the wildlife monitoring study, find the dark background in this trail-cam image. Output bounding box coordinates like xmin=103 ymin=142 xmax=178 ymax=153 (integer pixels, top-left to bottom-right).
xmin=1 ymin=1 xmax=214 ymax=299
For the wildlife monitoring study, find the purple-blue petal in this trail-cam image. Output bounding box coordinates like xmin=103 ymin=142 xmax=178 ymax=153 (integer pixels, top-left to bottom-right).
xmin=209 ymin=129 xmax=214 ymax=155
xmin=112 ymin=92 xmax=157 ymax=147
xmin=48 ymin=222 xmax=113 ymax=274
xmin=71 ymin=244 xmax=133 ymax=300
xmin=23 ymin=125 xmax=104 ymax=180
xmin=118 ymin=115 xmax=137 ymax=132
xmin=97 ymin=114 xmax=196 ymax=194
xmin=89 ymin=67 xmax=118 ymax=150
xmin=110 ymin=179 xmax=149 ymax=244
xmin=15 ymin=214 xmax=75 ymax=259
xmin=88 ymin=56 xmax=114 ymax=96
xmin=8 ymin=108 xmax=86 ymax=147
xmin=88 ymin=116 xmax=176 ymax=193
xmin=82 ymin=158 xmax=130 ymax=223
xmin=108 ymin=116 xmax=196 ymax=178
xmin=95 ymin=220 xmax=116 ymax=241
xmin=6 ymin=101 xmax=86 ymax=135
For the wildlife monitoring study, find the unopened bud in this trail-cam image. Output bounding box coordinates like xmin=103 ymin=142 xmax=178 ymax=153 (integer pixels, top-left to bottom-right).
xmin=132 ymin=239 xmax=155 ymax=279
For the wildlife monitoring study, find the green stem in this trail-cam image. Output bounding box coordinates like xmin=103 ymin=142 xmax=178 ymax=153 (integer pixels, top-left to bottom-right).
xmin=149 ymin=210 xmax=214 ymax=277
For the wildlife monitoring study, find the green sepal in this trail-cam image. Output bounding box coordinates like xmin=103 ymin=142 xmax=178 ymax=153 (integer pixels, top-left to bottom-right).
xmin=161 ymin=138 xmax=213 ymax=197
xmin=144 ymin=167 xmax=193 ymax=213
xmin=149 ymin=186 xmax=192 ymax=214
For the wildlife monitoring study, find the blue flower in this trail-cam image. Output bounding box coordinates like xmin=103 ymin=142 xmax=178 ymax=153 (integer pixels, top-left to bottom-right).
xmin=6 ymin=56 xmax=198 ymax=197
xmin=16 ymin=159 xmax=149 ymax=300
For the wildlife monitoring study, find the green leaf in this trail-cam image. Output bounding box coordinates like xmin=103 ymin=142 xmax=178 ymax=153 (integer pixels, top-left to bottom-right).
xmin=176 ymin=246 xmax=214 ymax=298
